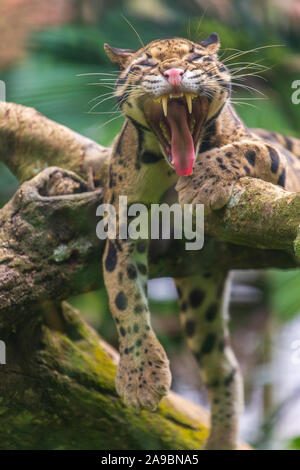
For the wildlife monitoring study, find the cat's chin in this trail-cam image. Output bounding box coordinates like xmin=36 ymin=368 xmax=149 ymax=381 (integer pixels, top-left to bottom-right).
xmin=143 ymin=93 xmax=209 ymax=176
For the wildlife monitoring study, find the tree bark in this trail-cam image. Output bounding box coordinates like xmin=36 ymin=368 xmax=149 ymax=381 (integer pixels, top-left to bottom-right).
xmin=0 ymin=300 xmax=215 ymax=450
xmin=0 ymin=101 xmax=298 ymax=450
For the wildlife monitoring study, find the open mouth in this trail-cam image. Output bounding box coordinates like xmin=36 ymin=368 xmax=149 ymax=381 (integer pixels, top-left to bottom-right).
xmin=143 ymin=93 xmax=209 ymax=176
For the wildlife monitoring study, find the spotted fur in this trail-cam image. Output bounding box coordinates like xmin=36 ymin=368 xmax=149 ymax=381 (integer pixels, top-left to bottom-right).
xmin=102 ymin=35 xmax=300 ymax=450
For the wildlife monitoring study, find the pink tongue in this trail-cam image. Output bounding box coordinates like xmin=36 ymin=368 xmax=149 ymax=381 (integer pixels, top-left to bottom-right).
xmin=166 ymin=101 xmax=195 ymax=176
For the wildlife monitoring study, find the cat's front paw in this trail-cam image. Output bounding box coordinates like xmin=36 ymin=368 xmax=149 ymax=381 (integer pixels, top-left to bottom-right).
xmin=176 ymin=173 xmax=235 ymax=214
xmin=116 ymin=334 xmax=171 ymax=410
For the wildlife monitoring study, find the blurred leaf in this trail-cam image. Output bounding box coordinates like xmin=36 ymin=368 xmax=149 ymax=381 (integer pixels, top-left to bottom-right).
xmin=2 ymin=53 xmax=123 ymax=145
xmin=235 ymin=92 xmax=295 ymax=135
xmin=286 ymin=435 xmax=300 ymax=449
xmin=0 ymin=163 xmax=18 ymax=207
xmin=30 ymin=26 xmax=108 ymax=64
xmin=267 ymin=270 xmax=300 ymax=322
xmin=189 ymin=17 xmax=251 ymax=50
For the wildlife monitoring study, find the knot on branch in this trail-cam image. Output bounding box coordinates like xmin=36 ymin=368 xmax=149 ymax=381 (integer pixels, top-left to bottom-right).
xmin=0 ymin=167 xmax=103 ymax=321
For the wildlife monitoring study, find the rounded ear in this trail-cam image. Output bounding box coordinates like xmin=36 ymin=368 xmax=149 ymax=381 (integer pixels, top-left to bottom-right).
xmin=198 ymin=32 xmax=220 ymax=54
xmin=104 ymin=44 xmax=136 ymax=69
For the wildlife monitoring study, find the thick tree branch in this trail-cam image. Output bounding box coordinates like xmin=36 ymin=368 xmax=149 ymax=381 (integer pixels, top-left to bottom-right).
xmin=0 ymin=167 xmax=103 ymax=325
xmin=0 ymin=102 xmax=112 ymax=184
xmin=0 ymin=167 xmax=297 ymax=323
xmin=204 ymin=177 xmax=300 ymax=259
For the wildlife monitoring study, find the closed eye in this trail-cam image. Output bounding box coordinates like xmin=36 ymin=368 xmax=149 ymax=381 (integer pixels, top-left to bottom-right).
xmin=193 ymin=57 xmax=205 ymax=64
xmin=137 ymin=59 xmax=157 ymax=67
xmin=188 ymin=53 xmax=205 ymax=63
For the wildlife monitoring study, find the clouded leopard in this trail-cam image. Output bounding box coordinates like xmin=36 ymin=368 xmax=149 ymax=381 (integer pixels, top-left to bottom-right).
xmin=101 ymin=33 xmax=300 ymax=449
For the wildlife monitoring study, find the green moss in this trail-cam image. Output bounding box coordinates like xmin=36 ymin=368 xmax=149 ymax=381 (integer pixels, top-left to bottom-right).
xmin=0 ymin=301 xmax=209 ymax=450
xmin=52 ymin=238 xmax=93 ymax=263
xmin=0 ymin=407 xmax=8 ymax=415
xmin=293 ymin=226 xmax=300 ymax=262
xmin=227 ymin=187 xmax=245 ymax=208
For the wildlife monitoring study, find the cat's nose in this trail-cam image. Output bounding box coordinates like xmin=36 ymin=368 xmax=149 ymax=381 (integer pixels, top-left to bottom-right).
xmin=163 ymin=68 xmax=184 ymax=86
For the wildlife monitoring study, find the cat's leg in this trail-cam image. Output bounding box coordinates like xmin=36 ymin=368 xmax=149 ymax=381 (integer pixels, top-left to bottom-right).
xmin=174 ymin=272 xmax=243 ymax=450
xmin=103 ymin=236 xmax=171 ymax=410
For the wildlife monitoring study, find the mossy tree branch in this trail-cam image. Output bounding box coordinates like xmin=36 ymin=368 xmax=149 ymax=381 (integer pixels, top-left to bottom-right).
xmin=0 ymin=300 xmax=212 ymax=450
xmin=204 ymin=177 xmax=300 ymax=259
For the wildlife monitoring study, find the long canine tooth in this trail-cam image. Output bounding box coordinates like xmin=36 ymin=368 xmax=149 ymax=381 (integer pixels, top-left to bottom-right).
xmin=162 ymin=95 xmax=168 ymax=117
xmin=185 ymin=93 xmax=192 ymax=114
xmin=154 ymin=96 xmax=162 ymax=103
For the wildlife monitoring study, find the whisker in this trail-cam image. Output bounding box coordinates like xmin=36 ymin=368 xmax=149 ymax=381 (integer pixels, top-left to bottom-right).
xmin=229 ymin=66 xmax=269 ymax=76
xmin=227 ymin=60 xmax=269 ymax=70
xmin=97 ymin=114 xmax=124 ymax=128
xmin=90 ymin=83 xmax=118 ymax=86
xmin=195 ymin=6 xmax=209 ymax=38
xmin=89 ymin=94 xmax=117 ymax=112
xmin=230 ymin=100 xmax=260 ymax=110
xmin=223 ymin=44 xmax=284 ymax=64
xmin=77 ymin=72 xmax=120 ymax=77
xmin=208 ymin=76 xmax=266 ymax=96
xmin=88 ymin=91 xmax=116 ymax=104
xmin=230 ymin=82 xmax=266 ymax=96
xmin=87 ymin=80 xmax=117 ymax=83
xmin=91 ymin=85 xmax=116 ymax=92
xmin=230 ymin=73 xmax=268 ymax=82
xmin=86 ymin=111 xmax=122 ymax=115
xmin=229 ymin=63 xmax=272 ymax=75
xmin=186 ymin=18 xmax=191 ymax=40
xmin=231 ymin=96 xmax=267 ymax=101
xmin=121 ymin=14 xmax=144 ymax=47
